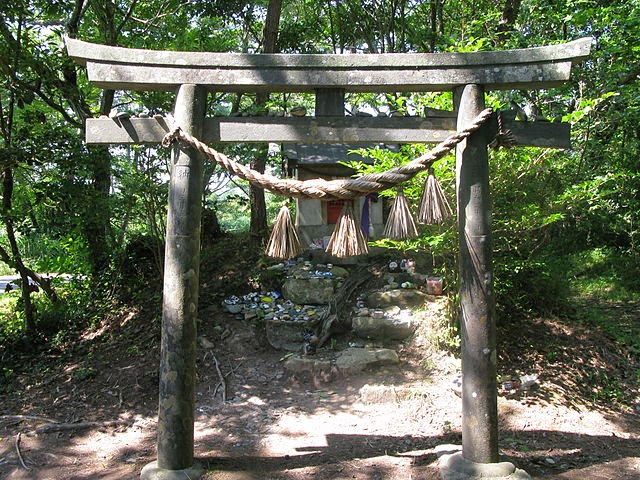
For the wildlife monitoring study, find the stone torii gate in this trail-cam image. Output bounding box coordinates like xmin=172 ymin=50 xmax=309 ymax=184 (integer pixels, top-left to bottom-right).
xmin=66 ymin=37 xmax=590 ymax=480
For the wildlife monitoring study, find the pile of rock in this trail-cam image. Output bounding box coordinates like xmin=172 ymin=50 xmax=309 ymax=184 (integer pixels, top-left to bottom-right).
xmin=222 ymin=260 xmax=350 ymax=351
xmin=283 ymin=346 xmax=401 ymax=382
xmin=351 ymin=287 xmax=431 ymax=341
xmin=221 ymin=257 xmax=445 ymax=381
xmin=281 ymin=262 xmax=349 ymax=304
xmin=223 ymin=291 xmax=327 ymax=322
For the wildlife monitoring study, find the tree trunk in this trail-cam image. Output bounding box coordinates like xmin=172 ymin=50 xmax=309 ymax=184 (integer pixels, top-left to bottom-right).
xmin=429 ymin=0 xmax=438 ymax=52
xmin=249 ymin=151 xmax=269 ymax=239
xmin=65 ymin=3 xmax=115 ymax=276
xmin=82 ymin=86 xmax=116 ymax=275
xmin=1 ymin=164 xmax=36 ymax=333
xmin=262 ymin=0 xmax=283 ymax=54
xmin=496 ymin=0 xmax=522 ymax=45
xmin=0 ymin=242 xmax=59 ymax=303
xmin=249 ymin=0 xmax=283 ymax=240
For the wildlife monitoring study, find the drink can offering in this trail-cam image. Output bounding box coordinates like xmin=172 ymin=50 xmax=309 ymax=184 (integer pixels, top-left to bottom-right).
xmin=426 ymin=276 xmax=443 ymax=295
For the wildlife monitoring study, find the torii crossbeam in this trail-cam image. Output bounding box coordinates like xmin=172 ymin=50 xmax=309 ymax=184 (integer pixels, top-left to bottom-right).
xmin=66 ymin=37 xmax=590 ymax=480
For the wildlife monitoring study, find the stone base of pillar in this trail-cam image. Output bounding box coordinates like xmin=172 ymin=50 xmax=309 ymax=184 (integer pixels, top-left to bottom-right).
xmin=140 ymin=461 xmax=204 ymax=480
xmin=437 ymin=445 xmax=531 ymax=480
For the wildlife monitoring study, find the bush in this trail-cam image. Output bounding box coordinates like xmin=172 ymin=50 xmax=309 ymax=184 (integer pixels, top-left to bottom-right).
xmin=494 ymin=255 xmax=569 ymax=319
xmin=116 ymin=233 xmax=164 ymax=281
xmin=0 ymin=276 xmax=93 ymax=347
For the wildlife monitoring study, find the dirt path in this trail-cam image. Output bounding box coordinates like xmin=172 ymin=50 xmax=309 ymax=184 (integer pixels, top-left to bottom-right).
xmin=1 ymin=302 xmax=639 ymax=479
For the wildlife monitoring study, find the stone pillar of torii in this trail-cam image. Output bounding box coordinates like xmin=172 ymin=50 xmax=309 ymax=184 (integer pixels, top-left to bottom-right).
xmin=66 ymin=36 xmax=590 ymax=480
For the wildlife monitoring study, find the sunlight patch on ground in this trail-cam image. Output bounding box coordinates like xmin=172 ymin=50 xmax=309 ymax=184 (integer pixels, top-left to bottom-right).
xmin=0 ymin=415 xmax=157 ymax=479
xmin=256 ymin=411 xmax=360 ymax=456
xmin=498 ymin=398 xmax=638 ymax=439
xmin=66 ymin=415 xmax=156 ymax=465
xmin=539 ymin=457 xmax=640 ymax=479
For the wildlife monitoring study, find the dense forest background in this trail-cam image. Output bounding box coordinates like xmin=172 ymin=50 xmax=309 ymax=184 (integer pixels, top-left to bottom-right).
xmin=0 ymin=0 xmax=638 ymax=353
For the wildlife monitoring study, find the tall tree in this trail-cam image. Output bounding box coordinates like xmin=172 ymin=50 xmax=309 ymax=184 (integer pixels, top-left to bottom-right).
xmin=495 ymin=0 xmax=522 ymax=46
xmin=249 ymin=0 xmax=283 ymax=240
xmin=0 ymin=8 xmax=68 ymax=331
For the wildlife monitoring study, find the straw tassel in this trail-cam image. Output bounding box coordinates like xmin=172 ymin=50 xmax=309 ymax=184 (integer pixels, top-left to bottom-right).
xmin=417 ymin=168 xmax=452 ymax=225
xmin=326 ymin=201 xmax=369 ymax=258
xmin=383 ymin=188 xmax=418 ymax=240
xmin=265 ymin=203 xmax=303 ymax=259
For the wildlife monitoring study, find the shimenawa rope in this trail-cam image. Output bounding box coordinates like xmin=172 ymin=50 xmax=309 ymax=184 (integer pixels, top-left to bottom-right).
xmin=162 ymin=108 xmax=494 ymax=200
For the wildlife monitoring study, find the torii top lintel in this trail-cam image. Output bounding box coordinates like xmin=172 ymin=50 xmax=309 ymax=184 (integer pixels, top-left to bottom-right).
xmin=65 ymin=37 xmax=591 ymax=94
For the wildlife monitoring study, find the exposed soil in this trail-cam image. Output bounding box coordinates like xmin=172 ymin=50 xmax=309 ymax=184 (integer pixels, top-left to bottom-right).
xmin=1 ymin=240 xmax=639 ymax=480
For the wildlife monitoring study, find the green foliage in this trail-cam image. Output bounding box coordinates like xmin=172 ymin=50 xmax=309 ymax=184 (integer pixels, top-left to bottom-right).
xmin=503 ymin=247 xmax=640 ymax=359
xmin=0 ymin=0 xmax=638 ymax=358
xmin=71 ymin=366 xmax=96 ymax=382
xmin=0 ymin=293 xmax=23 ymax=342
xmin=279 ymin=0 xmax=333 ymax=53
xmin=115 ymin=233 xmax=164 ymax=283
xmin=215 ymin=193 xmax=251 ymax=232
xmin=111 ymin=145 xmax=169 ymax=250
xmin=0 ymin=276 xmax=94 ymax=344
xmin=494 ymin=256 xmax=569 ymax=318
xmin=431 ymin=263 xmax=463 ymax=352
xmin=0 ymin=262 xmax=14 ymax=275
xmin=34 ymin=278 xmax=94 ymax=334
xmin=562 ymin=247 xmax=640 ymax=301
xmin=208 ymin=184 xmax=287 ymax=234
xmin=20 ymin=233 xmax=91 ymax=274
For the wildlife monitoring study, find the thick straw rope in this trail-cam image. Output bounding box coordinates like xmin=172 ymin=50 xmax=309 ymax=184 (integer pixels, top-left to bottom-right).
xmin=162 ymin=108 xmax=493 ymax=200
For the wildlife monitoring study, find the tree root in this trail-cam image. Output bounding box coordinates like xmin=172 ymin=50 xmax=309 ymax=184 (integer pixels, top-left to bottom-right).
xmin=27 ymin=419 xmax=131 ymax=436
xmin=15 ymin=432 xmax=31 ymax=471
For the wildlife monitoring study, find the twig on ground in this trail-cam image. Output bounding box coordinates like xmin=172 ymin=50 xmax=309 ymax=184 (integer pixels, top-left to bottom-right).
xmin=212 ymin=355 xmax=226 ymax=402
xmin=15 ymin=432 xmax=31 ymax=471
xmin=225 ymin=361 xmax=242 ymax=378
xmin=0 ymin=415 xmax=60 ymax=425
xmin=27 ymin=419 xmax=131 ymax=436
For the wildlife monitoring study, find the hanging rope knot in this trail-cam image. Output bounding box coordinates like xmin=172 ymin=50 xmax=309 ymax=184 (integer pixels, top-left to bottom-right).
xmin=161 ymin=126 xmax=182 ymax=148
xmin=489 ymin=111 xmax=516 ymax=149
